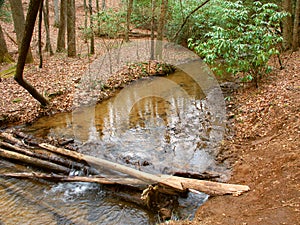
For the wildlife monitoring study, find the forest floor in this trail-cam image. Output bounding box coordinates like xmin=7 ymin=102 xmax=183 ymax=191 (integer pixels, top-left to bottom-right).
xmin=1 ymin=1 xmax=299 ymax=224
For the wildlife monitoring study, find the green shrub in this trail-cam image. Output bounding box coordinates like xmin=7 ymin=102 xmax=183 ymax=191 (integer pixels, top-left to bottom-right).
xmin=131 ymin=0 xmax=154 ymax=30
xmin=93 ymin=8 xmax=127 ymax=38
xmin=188 ymin=1 xmax=287 ymax=85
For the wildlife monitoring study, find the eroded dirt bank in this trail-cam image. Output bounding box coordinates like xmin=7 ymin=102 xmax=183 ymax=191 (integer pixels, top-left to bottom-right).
xmin=163 ymin=52 xmax=300 ymax=225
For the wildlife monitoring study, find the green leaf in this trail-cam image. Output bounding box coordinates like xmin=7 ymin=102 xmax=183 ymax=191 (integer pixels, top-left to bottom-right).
xmin=12 ymin=98 xmax=22 ymax=103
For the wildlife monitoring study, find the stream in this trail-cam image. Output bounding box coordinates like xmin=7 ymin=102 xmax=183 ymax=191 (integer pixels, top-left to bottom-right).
xmin=0 ymin=42 xmax=229 ymax=224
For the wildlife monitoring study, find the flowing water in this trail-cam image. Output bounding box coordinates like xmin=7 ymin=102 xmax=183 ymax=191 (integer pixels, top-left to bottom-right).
xmin=0 ymin=60 xmax=228 ymax=224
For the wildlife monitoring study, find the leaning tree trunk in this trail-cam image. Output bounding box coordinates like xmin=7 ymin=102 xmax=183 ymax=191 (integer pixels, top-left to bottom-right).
xmin=67 ymin=0 xmax=76 ymax=57
xmin=292 ymin=0 xmax=300 ymax=51
xmin=14 ymin=0 xmax=49 ymax=106
xmin=57 ymin=0 xmax=67 ymax=52
xmin=8 ymin=0 xmax=34 ymax=63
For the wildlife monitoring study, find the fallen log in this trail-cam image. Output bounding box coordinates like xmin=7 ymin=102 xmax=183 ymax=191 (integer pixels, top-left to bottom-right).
xmin=0 ymin=172 xmax=184 ymax=213
xmin=0 ymin=141 xmax=100 ymax=175
xmin=0 ymin=132 xmax=24 ymax=146
xmin=0 ymin=172 xmax=148 ymax=187
xmin=0 ymin=132 xmax=250 ymax=196
xmin=0 ymin=147 xmax=70 ymax=174
xmin=39 ymin=143 xmax=250 ymax=196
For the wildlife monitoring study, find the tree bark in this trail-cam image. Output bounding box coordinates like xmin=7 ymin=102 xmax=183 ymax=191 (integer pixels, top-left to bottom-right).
xmin=0 ymin=172 xmax=148 ymax=187
xmin=38 ymin=0 xmax=43 ymax=68
xmin=282 ymin=0 xmax=293 ymax=50
xmin=156 ymin=0 xmax=168 ymax=59
xmin=0 ymin=147 xmax=70 ymax=173
xmin=125 ymin=0 xmax=134 ymax=42
xmin=150 ymin=0 xmax=156 ymax=60
xmin=89 ymin=0 xmax=95 ymax=54
xmin=0 ymin=24 xmax=13 ymax=63
xmin=67 ymin=0 xmax=76 ymax=57
xmin=56 ymin=0 xmax=67 ymax=52
xmin=14 ymin=0 xmax=49 ymax=106
xmin=8 ymin=0 xmax=34 ymax=63
xmin=83 ymin=0 xmax=88 ymax=43
xmin=96 ymin=0 xmax=101 ymax=35
xmin=157 ymin=0 xmax=167 ymax=41
xmin=43 ymin=0 xmax=54 ymax=55
xmin=0 ymin=140 xmax=99 ymax=175
xmin=53 ymin=0 xmax=60 ymax=27
xmin=292 ymin=0 xmax=300 ymax=51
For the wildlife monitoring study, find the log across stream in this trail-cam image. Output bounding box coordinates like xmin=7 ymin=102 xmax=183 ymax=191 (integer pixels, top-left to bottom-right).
xmin=0 ymin=131 xmax=249 ymax=222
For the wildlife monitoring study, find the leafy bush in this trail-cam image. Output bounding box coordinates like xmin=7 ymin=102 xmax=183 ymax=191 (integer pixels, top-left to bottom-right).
xmin=93 ymin=8 xmax=127 ymax=38
xmin=164 ymin=0 xmax=211 ymax=44
xmin=188 ymin=1 xmax=287 ymax=85
xmin=130 ymin=0 xmax=154 ymax=30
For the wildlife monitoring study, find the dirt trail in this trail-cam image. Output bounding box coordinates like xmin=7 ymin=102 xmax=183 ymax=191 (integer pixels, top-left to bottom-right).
xmin=164 ymin=52 xmax=300 ymax=225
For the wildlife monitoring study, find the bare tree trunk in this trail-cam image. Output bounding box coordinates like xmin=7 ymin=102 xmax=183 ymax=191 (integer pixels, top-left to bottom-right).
xmin=53 ymin=0 xmax=60 ymax=27
xmin=89 ymin=0 xmax=95 ymax=54
xmin=0 ymin=24 xmax=13 ymax=63
xmin=43 ymin=0 xmax=54 ymax=55
xmin=38 ymin=0 xmax=43 ymax=68
xmin=14 ymin=0 xmax=49 ymax=106
xmin=125 ymin=0 xmax=134 ymax=42
xmin=56 ymin=0 xmax=67 ymax=52
xmin=67 ymin=0 xmax=76 ymax=57
xmin=150 ymin=0 xmax=156 ymax=60
xmin=96 ymin=0 xmax=101 ymax=35
xmin=156 ymin=0 xmax=168 ymax=59
xmin=83 ymin=0 xmax=88 ymax=42
xmin=292 ymin=0 xmax=300 ymax=51
xmin=9 ymin=0 xmax=34 ymax=63
xmin=157 ymin=0 xmax=167 ymax=41
xmin=282 ymin=0 xmax=293 ymax=50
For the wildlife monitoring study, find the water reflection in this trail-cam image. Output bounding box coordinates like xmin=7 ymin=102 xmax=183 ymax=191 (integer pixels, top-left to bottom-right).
xmin=3 ymin=61 xmax=227 ymax=224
